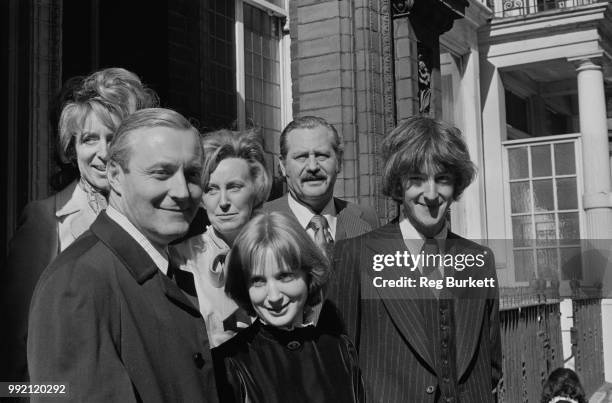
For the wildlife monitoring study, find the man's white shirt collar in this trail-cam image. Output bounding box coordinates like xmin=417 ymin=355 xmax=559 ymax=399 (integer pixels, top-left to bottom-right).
xmin=398 ymin=208 xmax=448 ymax=250
xmin=398 ymin=209 xmax=448 ymax=274
xmin=287 ymin=193 xmax=337 ymax=240
xmin=106 ymin=206 xmax=170 ymax=275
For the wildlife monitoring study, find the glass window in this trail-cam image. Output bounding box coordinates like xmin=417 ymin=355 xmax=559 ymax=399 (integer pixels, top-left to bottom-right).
xmin=508 ymin=148 xmax=529 ymax=179
xmin=506 ymin=139 xmax=581 ymax=282
xmin=243 ymin=3 xmax=282 ymax=138
xmin=235 ymin=0 xmax=290 ymax=183
xmin=206 ymin=0 xmax=236 ymax=128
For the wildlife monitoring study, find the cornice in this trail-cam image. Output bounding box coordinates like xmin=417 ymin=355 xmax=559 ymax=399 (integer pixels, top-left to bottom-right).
xmin=480 ymin=1 xmax=609 ymax=44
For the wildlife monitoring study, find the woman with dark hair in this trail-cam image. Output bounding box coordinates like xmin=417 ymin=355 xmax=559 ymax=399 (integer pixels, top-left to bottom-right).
xmin=171 ymin=129 xmax=272 ymax=347
xmin=213 ymin=211 xmax=364 ymax=403
xmin=1 ymin=67 xmax=157 ymax=382
xmin=541 ymin=368 xmax=587 ymax=403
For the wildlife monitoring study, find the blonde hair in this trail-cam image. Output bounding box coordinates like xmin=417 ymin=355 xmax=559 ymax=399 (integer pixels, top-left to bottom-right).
xmin=58 ymin=67 xmax=158 ymax=164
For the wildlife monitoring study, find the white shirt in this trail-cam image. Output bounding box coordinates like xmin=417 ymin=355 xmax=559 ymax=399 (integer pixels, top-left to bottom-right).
xmin=287 ymin=193 xmax=337 ymax=240
xmin=106 ymin=206 xmax=169 ymax=274
xmin=56 ymin=184 xmax=98 ymax=252
xmin=398 ymin=208 xmax=448 ymax=275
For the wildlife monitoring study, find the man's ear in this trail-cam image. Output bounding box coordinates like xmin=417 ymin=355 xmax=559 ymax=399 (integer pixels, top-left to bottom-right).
xmin=278 ymin=157 xmax=287 ymax=177
xmin=107 ymin=160 xmax=125 ymax=196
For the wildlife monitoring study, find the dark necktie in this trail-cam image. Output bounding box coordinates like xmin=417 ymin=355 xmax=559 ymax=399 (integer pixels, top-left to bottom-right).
xmin=421 ymin=238 xmax=442 ymax=279
xmin=307 ymin=215 xmax=334 ymax=253
xmin=421 ymin=238 xmax=443 ymax=298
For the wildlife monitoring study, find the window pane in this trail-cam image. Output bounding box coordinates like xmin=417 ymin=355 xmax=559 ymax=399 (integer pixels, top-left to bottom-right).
xmin=205 ymin=0 xmax=236 ymax=128
xmin=554 ymin=142 xmax=575 ymax=175
xmin=514 ymin=249 xmax=535 ymax=282
xmin=243 ymin=3 xmax=282 ymax=143
xmin=508 ymin=147 xmax=529 ymax=179
xmin=556 ymin=178 xmax=577 ymax=210
xmin=534 ymin=213 xmax=556 ymax=245
xmin=253 ymin=34 xmax=262 ymax=55
xmin=560 ymin=247 xmax=582 ymax=280
xmin=531 ymin=145 xmax=551 ymax=177
xmin=244 ymin=31 xmax=252 ymax=51
xmin=512 ymin=216 xmax=533 ymax=247
xmin=536 ymin=248 xmax=557 ymax=280
xmin=533 ymin=179 xmax=554 ymax=211
xmin=245 ymin=74 xmax=253 ymax=102
xmin=510 ymin=181 xmax=531 ymax=213
xmin=558 ymin=212 xmax=580 ymax=244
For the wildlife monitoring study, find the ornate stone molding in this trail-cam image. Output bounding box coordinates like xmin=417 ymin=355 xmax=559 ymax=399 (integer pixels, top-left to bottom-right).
xmin=380 ymin=0 xmax=397 ymax=219
xmin=391 ymin=0 xmax=414 ymax=18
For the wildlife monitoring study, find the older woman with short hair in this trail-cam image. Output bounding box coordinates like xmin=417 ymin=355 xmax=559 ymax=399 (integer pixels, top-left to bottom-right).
xmin=1 ymin=67 xmax=157 ymax=382
xmin=213 ymin=211 xmax=364 ymax=403
xmin=171 ymin=129 xmax=271 ymax=347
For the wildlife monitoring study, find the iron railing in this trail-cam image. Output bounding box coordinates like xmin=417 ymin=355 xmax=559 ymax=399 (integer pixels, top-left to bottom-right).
xmin=498 ymin=302 xmax=564 ymax=402
xmin=573 ymin=298 xmax=605 ymax=396
xmin=498 ymin=297 xmax=604 ymax=401
xmin=493 ymin=0 xmax=603 ymax=17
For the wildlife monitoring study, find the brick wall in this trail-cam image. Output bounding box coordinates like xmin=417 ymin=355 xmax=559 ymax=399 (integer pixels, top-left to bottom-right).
xmin=290 ymin=0 xmax=391 ymax=215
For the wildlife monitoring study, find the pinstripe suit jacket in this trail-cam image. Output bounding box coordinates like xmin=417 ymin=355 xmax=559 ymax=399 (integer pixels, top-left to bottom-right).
xmin=262 ymin=195 xmax=379 ymax=241
xmin=327 ymin=221 xmax=502 ymax=403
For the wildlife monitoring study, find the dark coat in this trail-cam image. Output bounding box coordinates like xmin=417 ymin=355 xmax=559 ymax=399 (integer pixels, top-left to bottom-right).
xmin=27 ymin=212 xmax=219 ymax=403
xmin=1 ymin=182 xmax=76 ymax=382
xmin=326 ymin=221 xmax=502 ymax=403
xmin=262 ymin=195 xmax=379 ymax=241
xmin=213 ymin=316 xmax=364 ymax=403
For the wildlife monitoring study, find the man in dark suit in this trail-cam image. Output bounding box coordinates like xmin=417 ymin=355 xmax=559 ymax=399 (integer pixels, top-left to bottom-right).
xmin=263 ymin=116 xmax=378 ymax=247
xmin=327 ymin=116 xmax=502 ymax=402
xmin=27 ymin=108 xmax=218 ymax=402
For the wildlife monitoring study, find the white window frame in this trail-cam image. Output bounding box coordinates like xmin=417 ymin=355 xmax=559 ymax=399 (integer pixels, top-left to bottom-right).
xmin=234 ymin=0 xmax=292 ymax=131
xmin=501 ymin=133 xmax=585 ymax=286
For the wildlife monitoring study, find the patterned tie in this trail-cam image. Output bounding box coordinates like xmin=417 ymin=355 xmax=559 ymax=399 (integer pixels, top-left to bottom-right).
xmin=307 ymin=215 xmax=334 ymax=254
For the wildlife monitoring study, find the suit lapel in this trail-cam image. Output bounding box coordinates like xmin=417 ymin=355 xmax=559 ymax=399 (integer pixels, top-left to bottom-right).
xmin=91 ymin=212 xmax=201 ymax=317
xmin=365 ymin=223 xmax=435 ymax=370
xmin=158 ymin=273 xmax=201 ymax=317
xmin=446 ymin=232 xmax=487 ymax=379
xmin=334 ymin=198 xmax=371 ymax=241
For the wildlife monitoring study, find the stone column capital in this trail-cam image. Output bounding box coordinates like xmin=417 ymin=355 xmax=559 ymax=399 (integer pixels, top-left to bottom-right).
xmin=567 ymin=53 xmax=609 ymax=72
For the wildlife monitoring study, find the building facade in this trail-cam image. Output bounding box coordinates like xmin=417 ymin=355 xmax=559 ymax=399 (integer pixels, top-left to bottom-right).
xmin=2 ymin=0 xmax=611 ymax=400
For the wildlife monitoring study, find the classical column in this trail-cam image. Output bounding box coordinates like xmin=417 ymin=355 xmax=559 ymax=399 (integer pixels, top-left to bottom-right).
xmin=574 ymin=58 xmax=612 ymax=240
xmin=574 ymin=57 xmax=612 ymax=383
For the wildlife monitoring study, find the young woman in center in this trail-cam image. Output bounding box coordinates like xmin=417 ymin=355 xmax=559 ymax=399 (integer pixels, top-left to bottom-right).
xmin=213 ymin=211 xmax=364 ymax=403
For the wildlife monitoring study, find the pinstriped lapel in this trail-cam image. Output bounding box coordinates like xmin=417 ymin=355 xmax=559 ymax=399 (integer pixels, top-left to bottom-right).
xmin=335 ymin=198 xmax=372 ymax=241
xmin=446 ymin=232 xmax=487 ymax=379
xmin=364 ymin=222 xmax=435 ymax=370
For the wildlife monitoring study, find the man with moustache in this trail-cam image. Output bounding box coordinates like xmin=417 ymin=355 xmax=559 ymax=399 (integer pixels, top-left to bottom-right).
xmin=264 ymin=116 xmax=378 ymax=252
xmin=27 ymin=108 xmax=218 ymax=402
xmin=327 ymin=116 xmax=502 ymax=402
